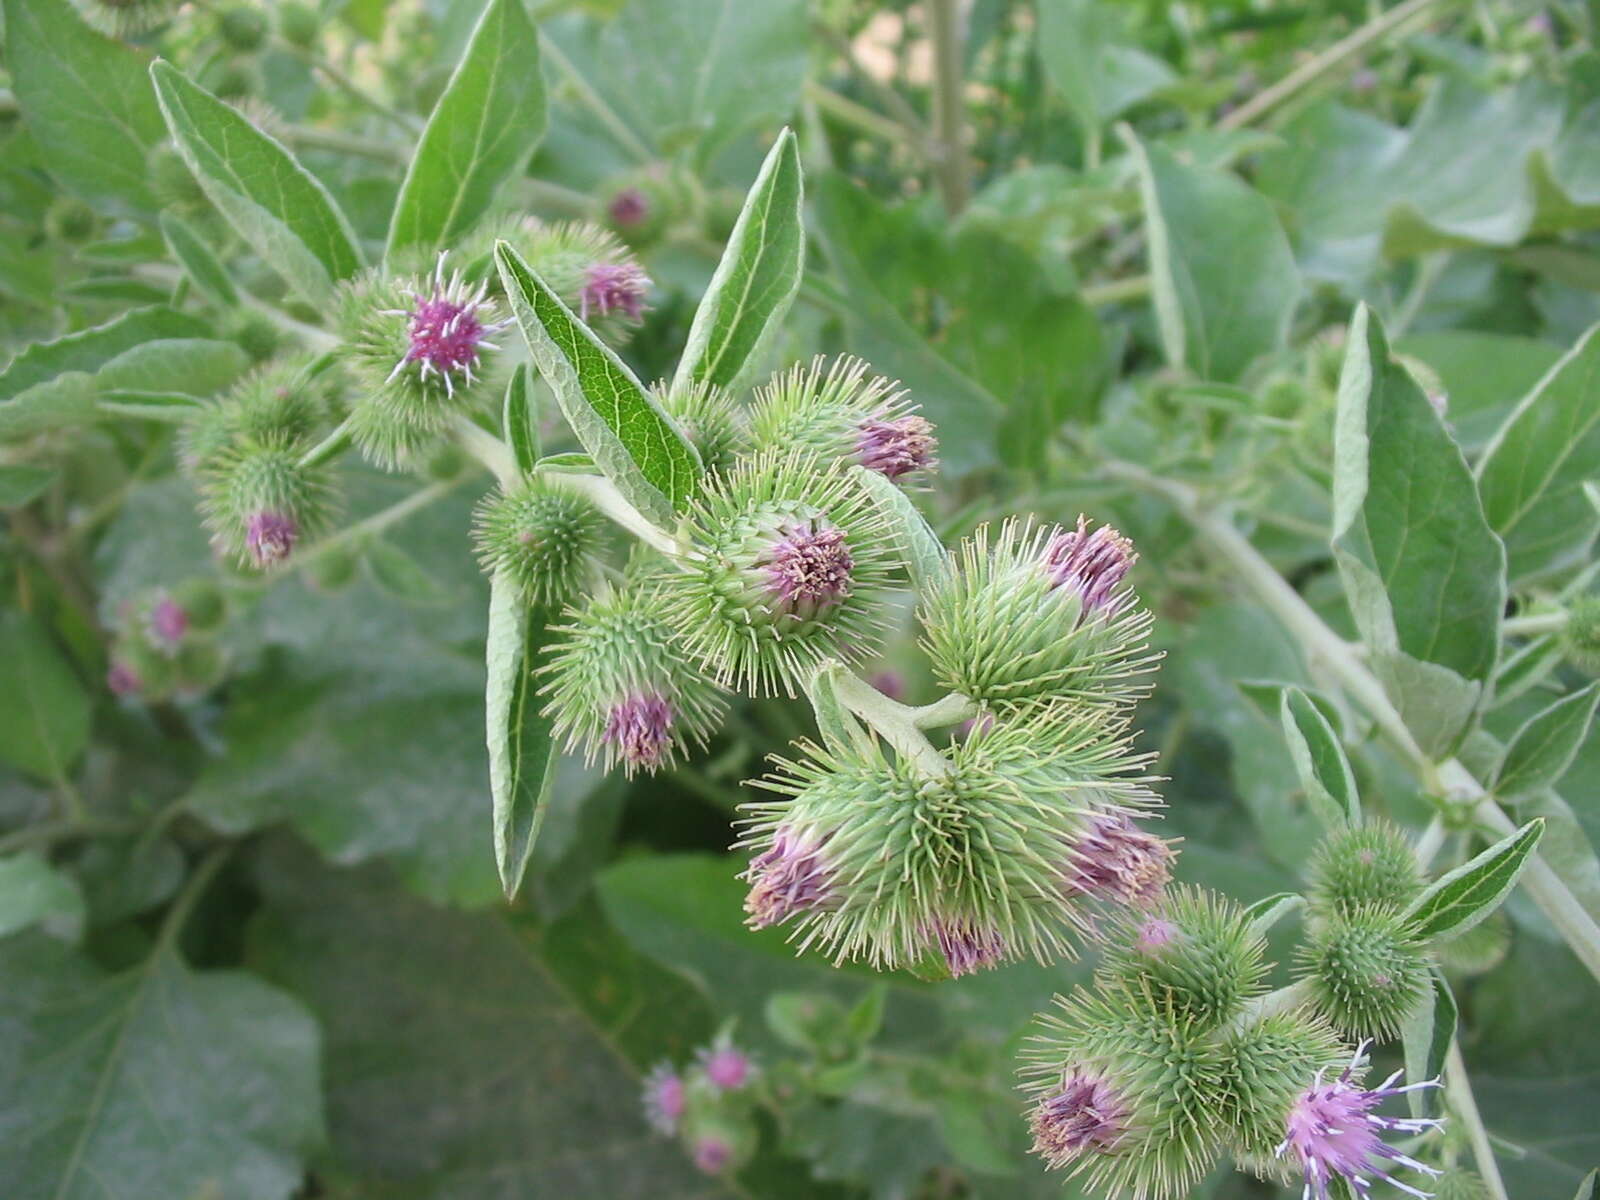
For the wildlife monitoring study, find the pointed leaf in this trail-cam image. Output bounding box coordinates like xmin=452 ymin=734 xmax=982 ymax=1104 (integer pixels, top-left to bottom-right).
xmin=485 ymin=574 xmax=559 ymax=898
xmin=494 ymin=242 xmax=700 ymax=529
xmin=159 ymin=211 xmax=238 ymax=306
xmin=1400 ymin=972 xmax=1455 ymax=1119
xmin=1495 ymin=683 xmax=1600 ymax=801
xmin=1576 ymin=1170 xmax=1597 ymax=1200
xmin=150 ymin=60 xmax=364 ymax=304
xmin=1280 ymin=686 xmax=1360 ymax=828
xmin=1243 ymin=891 xmax=1305 ymax=936
xmin=385 ymin=0 xmax=546 ymax=262
xmin=503 ymin=364 xmax=540 ymax=474
xmin=1403 ymin=818 xmax=1545 ymax=940
xmin=851 ymin=466 xmax=946 ymax=591
xmin=0 ymin=612 xmax=91 ymax=780
xmin=673 ymin=128 xmax=804 ymax=393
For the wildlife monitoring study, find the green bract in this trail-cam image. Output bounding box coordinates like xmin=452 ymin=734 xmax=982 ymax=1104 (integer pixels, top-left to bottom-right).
xmin=472 ymin=478 xmax=603 ymax=609
xmin=1216 ymin=1008 xmax=1346 ymax=1172
xmin=1308 ymin=822 xmax=1425 ymax=917
xmin=1298 ymin=906 xmax=1431 ymax=1039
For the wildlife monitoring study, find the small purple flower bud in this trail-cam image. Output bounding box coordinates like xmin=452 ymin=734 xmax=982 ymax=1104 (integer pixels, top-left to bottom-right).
xmin=856 ymin=413 xmax=937 ymax=480
xmin=642 ymin=1062 xmax=686 ymax=1135
xmin=1042 ymin=516 xmax=1136 ymax=616
xmin=744 ymin=829 xmax=834 ymax=928
xmin=149 ymin=595 xmax=189 ymax=648
xmin=697 ymin=1043 xmax=752 ymax=1092
xmin=1278 ymin=1043 xmax=1443 ymax=1200
xmin=1028 ymin=1070 xmax=1130 ymax=1168
xmin=602 ymin=692 xmax=676 ymax=773
xmin=1069 ymin=814 xmax=1173 ymax=907
xmin=1350 ymin=68 xmax=1379 ymax=93
xmin=758 ymin=519 xmax=854 ymax=618
xmin=693 ymin=1136 xmax=732 ymax=1175
xmin=933 ymin=918 xmax=1008 ymax=978
xmin=1134 ymin=917 xmax=1177 ymax=955
xmin=868 ymin=670 xmax=905 ymax=701
xmin=107 ymin=661 xmax=141 ymax=696
xmin=580 ymin=262 xmax=650 ymax=323
xmin=958 ymin=710 xmax=996 ymax=739
xmin=607 ymin=186 xmax=651 ymax=228
xmin=385 ymin=255 xmax=507 ymax=397
xmin=246 ymin=510 xmax=298 ymax=568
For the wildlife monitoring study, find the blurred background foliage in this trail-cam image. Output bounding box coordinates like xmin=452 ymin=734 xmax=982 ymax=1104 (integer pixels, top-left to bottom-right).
xmin=2 ymin=0 xmax=1599 ymax=1196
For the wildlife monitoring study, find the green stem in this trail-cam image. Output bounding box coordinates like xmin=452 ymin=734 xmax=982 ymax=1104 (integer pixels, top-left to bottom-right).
xmin=282 ymin=41 xmax=418 ymax=134
xmin=541 ymin=471 xmax=682 ymax=558
xmin=265 ymin=479 xmax=460 ymax=579
xmin=1503 ymin=610 xmax=1567 ymax=637
xmin=926 ymin=0 xmax=971 ymax=215
xmin=538 ymin=33 xmax=656 ymax=164
xmin=0 ymin=818 xmax=144 ymax=856
xmin=1446 ymin=1041 xmax=1510 ymax=1200
xmin=830 ymin=672 xmax=953 ymax=776
xmin=805 ymin=80 xmax=918 ymax=147
xmin=1080 ymin=274 xmax=1152 ymax=307
xmin=909 ymin=693 xmax=977 ymax=729
xmin=810 ymin=20 xmax=932 ymax=144
xmin=1413 ymin=815 xmax=1448 ymax=869
xmin=449 ymin=413 xmax=520 ymax=488
xmin=1102 ymin=457 xmax=1600 ymax=985
xmin=298 ymin=415 xmax=355 ymax=469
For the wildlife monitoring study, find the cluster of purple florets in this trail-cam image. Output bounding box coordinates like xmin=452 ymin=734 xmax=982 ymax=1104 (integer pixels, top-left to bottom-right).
xmin=641 ymin=1036 xmax=757 ymax=1176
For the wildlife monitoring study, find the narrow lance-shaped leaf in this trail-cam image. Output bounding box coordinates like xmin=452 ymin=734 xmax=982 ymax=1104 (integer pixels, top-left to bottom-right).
xmin=159 ymin=212 xmax=238 ymax=306
xmin=851 ymin=466 xmax=946 ymax=591
xmin=1494 ymin=682 xmax=1600 ymax=801
xmin=1280 ymin=687 xmax=1360 ymax=828
xmin=1403 ymin=818 xmax=1545 ymax=940
xmin=494 ymin=242 xmax=701 ymax=530
xmin=1400 ymin=972 xmax=1455 ymax=1119
xmin=385 ymin=0 xmax=546 ymax=262
xmin=1331 ymin=304 xmax=1507 ymax=757
xmin=503 ymin=364 xmax=540 ymax=475
xmin=150 ymin=60 xmax=364 ymax=304
xmin=485 ymin=573 xmax=559 ymax=898
xmin=1243 ymin=891 xmax=1305 ymax=936
xmin=672 ymin=128 xmax=804 ymax=393
xmin=1576 ymin=1169 xmax=1598 ymax=1200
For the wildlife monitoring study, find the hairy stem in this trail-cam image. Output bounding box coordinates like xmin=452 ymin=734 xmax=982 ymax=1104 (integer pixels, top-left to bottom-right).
xmin=1446 ymin=1041 xmax=1510 ymax=1200
xmin=298 ymin=415 xmax=355 ymax=469
xmin=1502 ymin=610 xmax=1568 ymax=637
xmin=927 ymin=0 xmax=971 ymax=215
xmin=449 ymin=413 xmax=520 ymax=488
xmin=538 ymin=33 xmax=656 ymax=164
xmin=831 ymin=671 xmax=954 ymax=777
xmin=541 ymin=471 xmax=683 ymax=558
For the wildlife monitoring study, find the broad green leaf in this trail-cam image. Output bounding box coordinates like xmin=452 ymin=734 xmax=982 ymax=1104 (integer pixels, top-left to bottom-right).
xmin=1130 ymin=134 xmax=1300 ymax=382
xmin=0 ymin=465 xmax=56 ymax=507
xmin=93 ymin=337 xmax=249 ymax=398
xmin=502 ymin=364 xmax=540 ymax=474
xmin=0 ymin=306 xmax=207 ymax=403
xmin=1403 ymin=818 xmax=1545 ymax=940
xmin=1396 ymin=330 xmax=1564 ymax=452
xmin=385 ymin=0 xmax=546 ymax=262
xmin=1400 ymin=972 xmax=1455 ymax=1119
xmin=673 ymin=128 xmax=803 ymax=393
xmin=485 ymin=574 xmax=559 ymax=898
xmin=1037 ymin=0 xmax=1174 ymax=135
xmin=150 ymin=60 xmax=364 ymax=304
xmin=851 ymin=466 xmax=946 ymax=591
xmin=1495 ymin=683 xmax=1600 ymax=801
xmin=1476 ymin=322 xmax=1600 ymax=581
xmin=0 ymin=852 xmax=85 ymax=942
xmin=1243 ymin=891 xmax=1304 ymax=936
xmin=1280 ymin=686 xmax=1360 ymax=829
xmin=1331 ymin=305 xmax=1506 ymax=756
xmin=0 ymin=930 xmax=323 ymax=1199
xmin=159 ymin=211 xmax=238 ymax=305
xmin=0 ymin=0 xmax=165 ymax=213
xmin=494 ymin=242 xmax=700 ymax=528
xmin=0 ymin=612 xmax=90 ymax=781
xmin=248 ymin=841 xmax=727 ymax=1197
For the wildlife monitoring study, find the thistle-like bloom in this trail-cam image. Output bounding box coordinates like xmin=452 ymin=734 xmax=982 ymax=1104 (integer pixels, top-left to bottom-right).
xmin=1297 ymin=907 xmax=1430 ymax=1039
xmin=1278 ymin=1044 xmax=1442 ymax=1200
xmin=245 ymin=511 xmax=298 ymax=568
xmin=608 ymin=186 xmax=651 ymax=228
xmin=384 ymin=254 xmax=508 ymax=398
xmin=1044 ymin=516 xmax=1137 ymax=616
xmin=660 ymin=451 xmax=900 ymax=695
xmin=743 ymin=827 xmax=835 ymax=928
xmin=1069 ymin=813 xmax=1173 ymax=907
xmin=696 ymin=1039 xmax=753 ymax=1092
xmin=642 ymin=1063 xmax=686 ymax=1135
xmin=740 ymin=706 xmax=1160 ymax=973
xmin=653 ymin=380 xmax=747 ymax=476
xmin=148 ymin=596 xmax=189 ymax=648
xmin=693 ymin=1137 xmax=732 ymax=1174
xmin=749 ymin=357 xmax=938 ymax=483
xmin=472 ymin=478 xmax=602 ymax=608
xmin=178 ymin=359 xmax=329 ymax=479
xmin=542 ymin=585 xmax=727 ymax=777
xmin=580 ymin=262 xmax=650 ymax=324
xmin=603 ymin=692 xmax=676 ymax=773
xmin=1308 ymin=823 xmax=1424 ymax=917
xmin=107 ymin=661 xmax=142 ymax=696
xmin=1028 ymin=1070 xmax=1130 ymax=1168
xmin=921 ymin=517 xmax=1157 ymax=713
xmin=73 ymin=0 xmax=177 ymax=37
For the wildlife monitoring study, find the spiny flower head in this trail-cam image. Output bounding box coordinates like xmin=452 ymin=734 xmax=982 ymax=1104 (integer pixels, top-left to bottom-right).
xmin=693 ymin=1137 xmax=731 ymax=1174
xmin=1278 ymin=1043 xmax=1443 ymax=1200
xmin=1098 ymin=886 xmax=1268 ymax=1032
xmin=389 ymin=255 xmax=506 ymax=393
xmin=1308 ymin=823 xmax=1424 ymax=918
xmin=1298 ymin=907 xmax=1430 ymax=1040
xmin=147 ymin=594 xmax=189 ymax=649
xmin=198 ymin=437 xmax=335 ymax=570
xmin=660 ymin=451 xmax=901 ymax=696
xmin=73 ymin=0 xmax=177 ymax=38
xmin=608 ymin=186 xmax=651 ymax=228
xmin=739 ymin=707 xmax=1160 ymax=974
xmin=920 ymin=517 xmax=1157 ymax=714
xmin=107 ymin=661 xmax=142 ymax=696
xmin=472 ymin=218 xmax=651 ymax=344
xmin=695 ymin=1036 xmax=754 ymax=1092
xmin=748 ymin=356 xmax=938 ymax=484
xmin=472 ymin=477 xmax=603 ymax=608
xmin=542 ymin=584 xmax=727 ymax=776
xmin=580 ymin=261 xmax=650 ymax=325
xmin=179 ymin=359 xmax=330 ymax=478
xmin=1069 ymin=812 xmax=1173 ymax=908
xmin=1561 ymin=595 xmax=1600 ymax=673
xmin=642 ymin=1062 xmax=686 ymax=1134
xmin=246 ymin=511 xmax=298 ymax=568
xmin=1020 ymin=983 xmax=1230 ymax=1198
xmin=653 ymin=380 xmax=747 ymax=478
xmin=1216 ymin=1008 xmax=1349 ymax=1169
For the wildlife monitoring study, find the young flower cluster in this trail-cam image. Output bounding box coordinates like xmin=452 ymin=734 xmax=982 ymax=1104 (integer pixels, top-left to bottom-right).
xmin=641 ymin=1032 xmax=758 ymax=1177
xmin=105 ymin=580 xmax=228 ymax=701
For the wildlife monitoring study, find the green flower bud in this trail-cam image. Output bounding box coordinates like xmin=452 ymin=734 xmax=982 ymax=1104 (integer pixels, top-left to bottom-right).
xmin=659 ymin=450 xmax=900 ymax=695
xmin=206 ymin=61 xmax=256 ymax=101
xmin=678 ymin=1111 xmax=756 ymax=1176
xmin=276 ymin=0 xmax=319 ymax=48
xmin=921 ymin=516 xmax=1157 ymax=713
xmin=199 ymin=437 xmax=336 ymax=569
xmin=180 ymin=359 xmax=328 ymax=477
xmin=305 ymin=544 xmax=360 ymax=592
xmin=216 ymin=4 xmax=268 ymax=51
xmin=225 ymin=311 xmax=283 ymax=364
xmin=600 ymin=169 xmax=681 ymax=248
xmin=1097 ymin=886 xmax=1267 ymax=1031
xmin=748 ymin=357 xmax=937 ymax=483
xmin=739 ymin=708 xmax=1161 ymax=975
xmin=1215 ymin=1008 xmax=1347 ymax=1172
xmin=1561 ymin=595 xmax=1600 ymax=673
xmin=44 ymin=197 xmax=99 ymax=244
xmin=1433 ymin=1166 xmax=1492 ymax=1200
xmin=1298 ymin=907 xmax=1431 ymax=1039
xmin=1308 ymin=822 xmax=1424 ymax=917
xmin=472 ymin=477 xmax=603 ymax=608
xmin=147 ymin=143 xmax=207 ymax=211
xmin=72 ymin=0 xmax=177 ymax=38
xmin=654 ymin=380 xmax=746 ymax=478
xmin=174 ymin=638 xmax=227 ymax=693
xmin=542 ymin=584 xmax=728 ymax=776
xmin=171 ymin=578 xmax=227 ymax=633
xmin=1020 ymin=984 xmax=1228 ymax=1198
